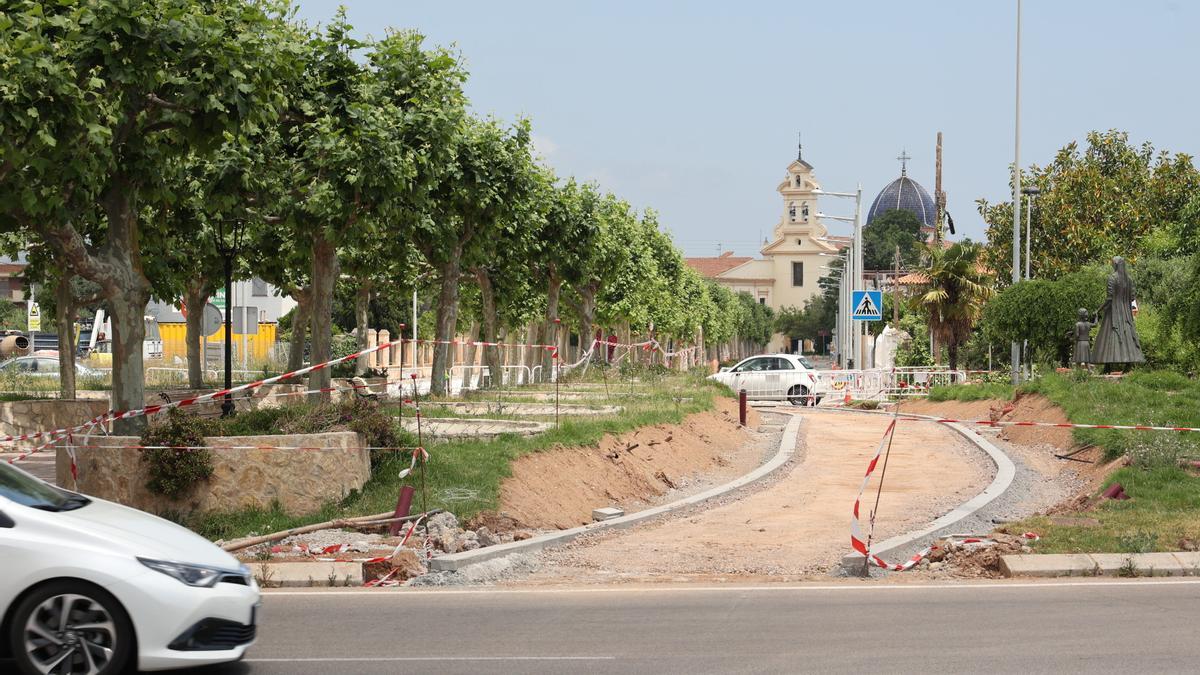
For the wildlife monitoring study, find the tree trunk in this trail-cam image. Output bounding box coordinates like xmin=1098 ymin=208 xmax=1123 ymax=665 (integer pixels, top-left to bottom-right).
xmin=55 ymin=276 xmax=76 ymax=400
xmin=475 ymin=269 xmax=502 ymax=388
xmin=103 ymin=185 xmax=150 ymax=434
xmin=354 ymin=280 xmax=372 ymax=376
xmin=430 ymin=248 xmax=462 ymax=396
xmin=110 ymin=290 xmax=149 ymax=430
xmin=308 ymin=231 xmax=338 ymax=402
xmin=576 ymin=285 xmax=597 ymax=367
xmin=287 ymin=286 xmax=311 ymax=374
xmin=948 ymin=342 xmax=959 ymax=372
xmin=183 ymin=278 xmax=209 ymax=389
xmin=542 ymin=274 xmax=562 ymax=382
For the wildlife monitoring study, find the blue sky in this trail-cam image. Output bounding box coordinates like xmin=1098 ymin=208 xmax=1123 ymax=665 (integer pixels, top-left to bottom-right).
xmin=293 ymin=1 xmax=1199 ymax=256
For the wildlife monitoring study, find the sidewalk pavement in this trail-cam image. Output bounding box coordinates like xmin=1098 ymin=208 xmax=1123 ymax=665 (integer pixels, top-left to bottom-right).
xmin=1001 ymin=552 xmax=1200 ymax=577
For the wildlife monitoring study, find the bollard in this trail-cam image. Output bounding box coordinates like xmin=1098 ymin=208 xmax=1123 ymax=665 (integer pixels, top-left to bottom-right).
xmin=739 ymin=389 xmax=747 ymax=426
xmin=389 ymin=485 xmax=415 ymax=536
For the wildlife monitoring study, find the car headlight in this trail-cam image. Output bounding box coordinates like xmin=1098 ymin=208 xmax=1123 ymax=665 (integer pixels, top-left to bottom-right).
xmin=138 ymin=558 xmax=225 ymax=588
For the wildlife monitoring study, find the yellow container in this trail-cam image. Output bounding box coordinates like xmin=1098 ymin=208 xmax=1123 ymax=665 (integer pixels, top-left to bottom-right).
xmin=158 ymin=322 xmax=278 ymax=366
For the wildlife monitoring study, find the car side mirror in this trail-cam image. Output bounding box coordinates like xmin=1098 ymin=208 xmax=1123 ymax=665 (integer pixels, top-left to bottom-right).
xmin=0 ymin=511 xmax=13 ymax=528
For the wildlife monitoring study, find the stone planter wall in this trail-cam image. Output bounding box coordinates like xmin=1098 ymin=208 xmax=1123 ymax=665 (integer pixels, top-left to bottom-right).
xmin=0 ymin=399 xmax=110 ymax=437
xmin=56 ymin=431 xmax=368 ymax=516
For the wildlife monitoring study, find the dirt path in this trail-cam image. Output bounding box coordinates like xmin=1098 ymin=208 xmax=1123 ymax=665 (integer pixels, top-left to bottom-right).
xmin=516 ymin=409 xmax=990 ymax=584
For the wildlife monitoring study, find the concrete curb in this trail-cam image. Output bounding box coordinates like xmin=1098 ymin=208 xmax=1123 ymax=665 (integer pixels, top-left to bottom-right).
xmin=429 ymin=412 xmax=802 ymax=572
xmin=806 ymin=408 xmax=1017 ymax=572
xmin=1001 ymin=551 xmax=1200 ymax=578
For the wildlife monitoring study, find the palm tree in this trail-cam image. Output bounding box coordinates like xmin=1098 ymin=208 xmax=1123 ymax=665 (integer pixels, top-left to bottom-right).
xmin=911 ymin=242 xmax=994 ymax=370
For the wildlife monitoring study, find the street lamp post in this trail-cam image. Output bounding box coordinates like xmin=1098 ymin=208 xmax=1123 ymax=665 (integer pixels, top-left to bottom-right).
xmin=816 ymin=185 xmax=864 ymax=368
xmin=1011 ymin=0 xmax=1023 ymax=385
xmin=1021 ymin=186 xmax=1040 ymax=280
xmin=212 ymin=218 xmax=245 ymax=418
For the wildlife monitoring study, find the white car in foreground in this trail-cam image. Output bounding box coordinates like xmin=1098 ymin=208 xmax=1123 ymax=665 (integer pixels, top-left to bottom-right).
xmin=0 ymin=461 xmax=259 ymax=673
xmin=708 ymin=353 xmax=823 ymax=405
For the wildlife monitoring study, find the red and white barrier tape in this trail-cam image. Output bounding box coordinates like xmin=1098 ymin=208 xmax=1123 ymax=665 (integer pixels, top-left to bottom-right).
xmin=849 ymin=418 xmax=915 ymax=570
xmin=806 ymin=405 xmax=1200 ymax=434
xmin=850 ymin=416 xmax=1040 ymax=572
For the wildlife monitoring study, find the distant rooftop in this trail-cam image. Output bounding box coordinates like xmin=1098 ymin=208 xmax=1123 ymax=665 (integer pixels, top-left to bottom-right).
xmin=685 ymin=251 xmax=753 ymax=279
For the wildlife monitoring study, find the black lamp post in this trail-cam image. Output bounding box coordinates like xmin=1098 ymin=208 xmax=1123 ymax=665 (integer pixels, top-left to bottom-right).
xmin=212 ymin=217 xmax=245 ymax=418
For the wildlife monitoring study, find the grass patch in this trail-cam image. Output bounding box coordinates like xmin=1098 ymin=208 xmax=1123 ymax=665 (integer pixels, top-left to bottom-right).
xmin=1019 ymin=371 xmax=1200 ymax=461
xmin=1010 ymin=466 xmax=1200 ymax=554
xmin=994 ymin=369 xmax=1200 ymax=553
xmin=192 ymin=373 xmax=727 ymax=541
xmin=926 ymin=382 xmax=1016 ymax=402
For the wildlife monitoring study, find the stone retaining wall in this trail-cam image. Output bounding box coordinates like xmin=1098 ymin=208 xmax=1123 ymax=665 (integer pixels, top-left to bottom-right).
xmin=0 ymin=399 xmax=110 ymax=437
xmin=56 ymin=431 xmax=368 ymax=516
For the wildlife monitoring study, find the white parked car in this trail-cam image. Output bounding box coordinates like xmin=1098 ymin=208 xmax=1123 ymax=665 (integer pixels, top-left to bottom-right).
xmin=0 ymin=461 xmax=259 ymax=673
xmin=708 ymin=354 xmax=823 ymax=406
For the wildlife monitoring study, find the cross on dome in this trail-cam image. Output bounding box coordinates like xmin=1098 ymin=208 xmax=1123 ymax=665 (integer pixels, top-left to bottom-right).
xmin=897 ymin=149 xmax=911 ymax=176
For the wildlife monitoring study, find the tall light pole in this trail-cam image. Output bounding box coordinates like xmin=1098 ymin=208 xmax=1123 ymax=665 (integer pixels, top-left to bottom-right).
xmin=1011 ymin=0 xmax=1023 ymax=385
xmin=212 ymin=217 xmax=244 ymax=418
xmin=816 ymin=185 xmax=864 ymax=368
xmin=1022 ymin=186 xmax=1040 ymax=279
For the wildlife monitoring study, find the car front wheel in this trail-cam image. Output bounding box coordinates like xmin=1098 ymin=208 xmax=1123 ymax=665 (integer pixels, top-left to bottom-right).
xmin=9 ymin=581 xmax=134 ymax=675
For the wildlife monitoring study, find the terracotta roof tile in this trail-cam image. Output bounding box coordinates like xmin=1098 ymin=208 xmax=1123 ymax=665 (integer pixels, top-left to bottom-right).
xmin=685 ymin=253 xmax=753 ymax=278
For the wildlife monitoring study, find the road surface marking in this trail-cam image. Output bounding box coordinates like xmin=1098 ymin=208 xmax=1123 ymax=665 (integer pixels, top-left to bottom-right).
xmin=246 ymin=656 xmax=615 ymax=662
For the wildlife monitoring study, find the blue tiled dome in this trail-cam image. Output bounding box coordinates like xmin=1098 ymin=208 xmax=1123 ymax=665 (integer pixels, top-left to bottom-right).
xmin=866 ymin=175 xmax=937 ymax=229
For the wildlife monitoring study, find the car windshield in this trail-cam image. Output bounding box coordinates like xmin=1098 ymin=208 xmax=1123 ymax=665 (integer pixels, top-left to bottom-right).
xmin=796 ymin=356 xmax=814 ymax=369
xmin=0 ymin=462 xmax=89 ymax=512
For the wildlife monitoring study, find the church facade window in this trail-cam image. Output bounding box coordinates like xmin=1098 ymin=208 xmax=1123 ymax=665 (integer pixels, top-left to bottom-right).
xmin=792 ymin=262 xmax=804 ymax=287
xmin=801 ymin=203 xmax=809 ymax=221
xmin=788 ymin=202 xmax=796 ymax=221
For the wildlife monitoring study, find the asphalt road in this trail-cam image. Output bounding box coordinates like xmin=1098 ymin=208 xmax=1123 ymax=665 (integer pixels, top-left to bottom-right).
xmin=147 ymin=580 xmax=1200 ymax=675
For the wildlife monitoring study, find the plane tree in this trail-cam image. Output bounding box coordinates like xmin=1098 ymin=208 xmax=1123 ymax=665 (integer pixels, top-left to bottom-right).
xmin=418 ymin=117 xmax=538 ymax=395
xmin=0 ymin=0 xmax=296 ymax=428
xmin=278 ymin=19 xmax=465 ymax=399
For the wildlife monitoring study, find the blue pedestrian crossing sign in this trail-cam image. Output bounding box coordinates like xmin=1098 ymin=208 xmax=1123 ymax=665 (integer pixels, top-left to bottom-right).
xmin=851 ymin=290 xmax=883 ymax=321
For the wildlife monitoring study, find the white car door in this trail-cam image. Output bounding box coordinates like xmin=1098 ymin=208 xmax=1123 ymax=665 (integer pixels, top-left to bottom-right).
xmin=731 ymin=357 xmax=770 ymax=398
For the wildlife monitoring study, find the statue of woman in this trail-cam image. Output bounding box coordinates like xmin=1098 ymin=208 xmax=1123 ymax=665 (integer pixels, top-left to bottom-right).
xmin=1091 ymin=256 xmax=1144 ymax=366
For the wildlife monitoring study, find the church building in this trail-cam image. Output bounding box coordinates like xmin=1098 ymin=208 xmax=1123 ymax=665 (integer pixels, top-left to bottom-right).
xmin=686 ymin=143 xmax=847 ymax=351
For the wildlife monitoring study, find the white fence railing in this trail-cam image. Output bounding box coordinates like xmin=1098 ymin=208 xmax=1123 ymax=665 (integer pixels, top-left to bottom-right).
xmin=734 ymin=368 xmax=968 ymax=406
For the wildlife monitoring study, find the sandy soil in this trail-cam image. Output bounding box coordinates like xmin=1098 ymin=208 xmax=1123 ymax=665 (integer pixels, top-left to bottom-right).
xmin=497 ymin=398 xmax=764 ymax=530
xmin=898 ymin=394 xmax=1118 ymax=496
xmin=518 ymin=409 xmax=989 ymax=583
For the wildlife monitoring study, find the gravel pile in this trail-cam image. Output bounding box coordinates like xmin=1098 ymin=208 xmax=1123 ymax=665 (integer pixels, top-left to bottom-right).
xmin=408 ymin=553 xmax=542 ymax=586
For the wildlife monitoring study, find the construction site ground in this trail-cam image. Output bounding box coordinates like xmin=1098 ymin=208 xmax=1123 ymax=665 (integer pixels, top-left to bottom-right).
xmin=241 ymin=393 xmax=1119 ymax=586
xmin=512 ymin=408 xmax=993 ymax=584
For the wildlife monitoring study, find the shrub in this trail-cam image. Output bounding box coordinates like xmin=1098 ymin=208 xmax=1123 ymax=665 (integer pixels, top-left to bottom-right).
xmin=1134 ymin=306 xmax=1200 ymax=374
xmin=140 ymin=409 xmax=218 ymax=500
xmin=981 ymin=266 xmax=1107 ymax=365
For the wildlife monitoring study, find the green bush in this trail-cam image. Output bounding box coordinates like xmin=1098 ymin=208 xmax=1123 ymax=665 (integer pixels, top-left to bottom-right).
xmin=213 ymin=397 xmax=413 ymax=467
xmin=330 ymin=333 xmax=360 ymax=378
xmin=141 ymin=409 xmax=218 ymax=500
xmin=1134 ymin=306 xmax=1200 ymax=374
xmin=981 ymin=266 xmax=1107 ymax=365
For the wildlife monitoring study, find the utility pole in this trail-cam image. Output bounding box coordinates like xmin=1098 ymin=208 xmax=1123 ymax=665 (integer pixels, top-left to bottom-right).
xmin=935 ymin=132 xmax=946 ymax=245
xmin=1011 ymin=0 xmax=1023 ymax=386
xmin=853 ymin=184 xmax=864 ymax=369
